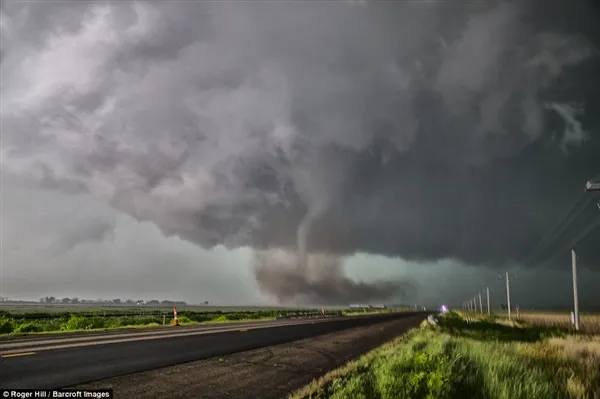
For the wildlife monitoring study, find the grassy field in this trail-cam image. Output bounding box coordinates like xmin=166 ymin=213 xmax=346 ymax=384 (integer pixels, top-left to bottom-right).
xmin=0 ymin=305 xmax=410 ymax=336
xmin=291 ymin=311 xmax=600 ymax=399
xmin=472 ymin=310 xmax=600 ymax=334
xmin=515 ymin=312 xmax=600 ymax=334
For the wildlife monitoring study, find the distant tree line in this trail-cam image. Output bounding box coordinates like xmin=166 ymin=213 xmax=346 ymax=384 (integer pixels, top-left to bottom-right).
xmin=38 ymin=297 xmax=189 ymax=306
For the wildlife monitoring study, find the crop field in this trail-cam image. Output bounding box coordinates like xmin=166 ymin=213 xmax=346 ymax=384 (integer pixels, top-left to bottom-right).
xmin=291 ymin=311 xmax=600 ymax=399
xmin=0 ymin=304 xmax=410 ymax=336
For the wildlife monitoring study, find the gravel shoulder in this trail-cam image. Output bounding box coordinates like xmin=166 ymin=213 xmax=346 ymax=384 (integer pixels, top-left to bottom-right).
xmin=74 ymin=314 xmax=425 ymax=399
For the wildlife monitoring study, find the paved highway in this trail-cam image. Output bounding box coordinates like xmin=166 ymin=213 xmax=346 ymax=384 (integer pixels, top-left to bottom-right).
xmin=0 ymin=318 xmax=346 ymax=352
xmin=0 ymin=317 xmax=336 ymax=343
xmin=0 ymin=312 xmax=427 ymax=389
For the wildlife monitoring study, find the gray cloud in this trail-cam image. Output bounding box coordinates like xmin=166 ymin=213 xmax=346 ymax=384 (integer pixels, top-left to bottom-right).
xmin=1 ymin=177 xmax=264 ymax=304
xmin=1 ymin=175 xmax=115 ymax=255
xmin=1 ymin=0 xmax=599 ymax=304
xmin=50 ymin=219 xmax=115 ymax=254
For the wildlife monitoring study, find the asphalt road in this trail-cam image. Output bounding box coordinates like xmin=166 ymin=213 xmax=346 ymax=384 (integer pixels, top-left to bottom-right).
xmin=0 ymin=317 xmax=342 ymax=343
xmin=0 ymin=312 xmax=427 ymax=389
xmin=0 ymin=317 xmax=348 ymax=351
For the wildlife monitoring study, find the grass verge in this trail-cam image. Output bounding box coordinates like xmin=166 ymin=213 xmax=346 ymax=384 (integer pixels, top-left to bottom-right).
xmin=0 ymin=314 xmax=283 ymax=337
xmin=0 ymin=308 xmax=407 ymax=337
xmin=0 ymin=316 xmax=278 ymax=338
xmin=291 ymin=311 xmax=600 ymax=399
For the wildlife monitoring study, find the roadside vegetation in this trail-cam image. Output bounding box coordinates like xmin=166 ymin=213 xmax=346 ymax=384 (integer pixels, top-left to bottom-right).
xmin=341 ymin=309 xmax=402 ymax=317
xmin=291 ymin=311 xmax=600 ymax=399
xmin=0 ymin=309 xmax=315 ymax=335
xmin=0 ymin=307 xmax=409 ymax=336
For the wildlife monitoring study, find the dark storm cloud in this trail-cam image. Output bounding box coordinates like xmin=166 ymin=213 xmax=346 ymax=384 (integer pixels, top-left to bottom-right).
xmin=2 ymin=0 xmax=600 ymax=303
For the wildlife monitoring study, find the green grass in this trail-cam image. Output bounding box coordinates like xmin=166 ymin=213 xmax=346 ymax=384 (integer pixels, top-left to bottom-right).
xmin=0 ymin=316 xmax=278 ymax=336
xmin=341 ymin=309 xmax=408 ymax=317
xmin=0 ymin=312 xmax=281 ymax=336
xmin=0 ymin=307 xmax=409 ymax=337
xmin=291 ymin=311 xmax=600 ymax=399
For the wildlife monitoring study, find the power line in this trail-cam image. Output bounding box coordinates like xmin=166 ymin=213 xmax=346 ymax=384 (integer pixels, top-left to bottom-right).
xmin=528 ymin=178 xmax=600 ymax=268
xmin=533 ymin=217 xmax=600 ymax=268
xmin=520 ymin=194 xmax=591 ymax=266
xmin=520 ymin=176 xmax=600 ymax=267
xmin=461 ymin=178 xmax=599 ymax=324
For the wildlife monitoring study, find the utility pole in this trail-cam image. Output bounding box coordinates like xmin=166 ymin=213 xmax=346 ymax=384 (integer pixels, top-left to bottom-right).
xmin=478 ymin=293 xmax=483 ymax=315
xmin=499 ymin=272 xmax=515 ymax=320
xmin=486 ymin=287 xmax=491 ymax=316
xmin=568 ymin=179 xmax=598 ymax=329
xmin=572 ymin=249 xmax=580 ymax=331
xmin=505 ymin=272 xmax=511 ymax=320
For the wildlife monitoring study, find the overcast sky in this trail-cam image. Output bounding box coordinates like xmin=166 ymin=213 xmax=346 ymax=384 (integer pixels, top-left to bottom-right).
xmin=1 ymin=0 xmax=599 ymax=308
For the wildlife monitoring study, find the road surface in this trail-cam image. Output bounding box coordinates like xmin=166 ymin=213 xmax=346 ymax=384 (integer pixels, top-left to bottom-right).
xmin=0 ymin=312 xmax=426 ymax=389
xmin=75 ymin=314 xmax=427 ymax=399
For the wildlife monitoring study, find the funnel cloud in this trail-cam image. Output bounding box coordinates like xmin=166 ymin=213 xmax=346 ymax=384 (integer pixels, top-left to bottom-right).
xmin=1 ymin=0 xmax=600 ymax=304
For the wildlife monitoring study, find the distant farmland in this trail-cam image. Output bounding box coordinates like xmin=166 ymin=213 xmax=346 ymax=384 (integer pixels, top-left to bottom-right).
xmin=0 ymin=303 xmax=412 ymax=335
xmin=0 ymin=302 xmax=307 ymax=314
xmin=0 ymin=307 xmax=330 ymax=335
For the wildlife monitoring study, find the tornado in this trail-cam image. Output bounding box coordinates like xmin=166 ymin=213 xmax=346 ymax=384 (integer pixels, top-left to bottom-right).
xmin=296 ymin=200 xmax=328 ymax=270
xmin=253 ymin=199 xmax=414 ymax=305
